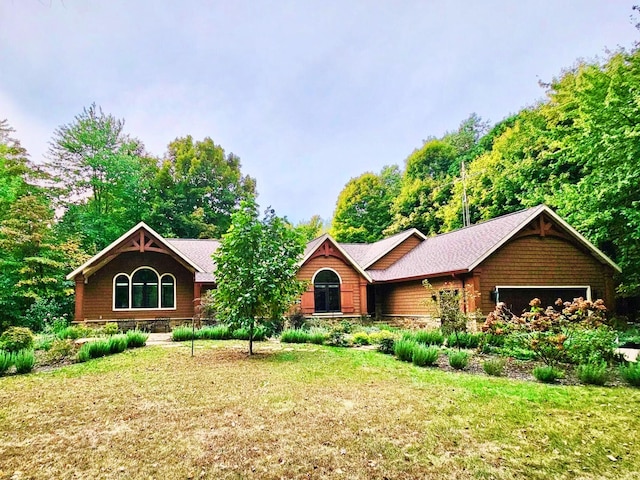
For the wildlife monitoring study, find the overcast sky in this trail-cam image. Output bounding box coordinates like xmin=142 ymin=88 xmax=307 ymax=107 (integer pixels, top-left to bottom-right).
xmin=1 ymin=1 xmax=638 ymax=223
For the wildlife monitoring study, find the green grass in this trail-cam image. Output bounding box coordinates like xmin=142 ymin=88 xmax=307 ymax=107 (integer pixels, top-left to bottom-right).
xmin=0 ymin=350 xmax=13 ymax=374
xmin=448 ymin=350 xmax=470 ymax=370
xmin=1 ymin=342 xmax=639 ymax=479
xmin=394 ymin=339 xmax=416 ymax=362
xmin=576 ymin=362 xmax=609 ymax=386
xmin=533 ymin=365 xmax=564 ymax=383
xmin=281 ymin=329 xmax=311 ymax=343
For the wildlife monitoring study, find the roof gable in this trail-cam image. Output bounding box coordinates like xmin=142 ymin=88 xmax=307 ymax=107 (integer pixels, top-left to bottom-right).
xmin=66 ymin=222 xmax=204 ymax=280
xmin=301 ymin=234 xmax=373 ymax=282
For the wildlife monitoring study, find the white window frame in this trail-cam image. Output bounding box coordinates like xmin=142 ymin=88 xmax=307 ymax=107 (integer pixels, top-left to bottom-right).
xmin=494 ymin=285 xmax=592 ymax=304
xmin=112 ymin=266 xmax=177 ymax=311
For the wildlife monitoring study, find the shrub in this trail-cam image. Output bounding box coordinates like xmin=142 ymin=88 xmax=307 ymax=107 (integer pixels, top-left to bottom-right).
xmin=482 ymin=358 xmax=506 ymax=376
xmin=45 ymin=339 xmax=75 ymax=363
xmin=414 ymin=330 xmax=444 ymax=346
xmin=125 ymin=330 xmax=149 ymax=348
xmin=76 ymin=344 xmax=91 ymax=363
xmin=84 ymin=340 xmax=111 ymax=359
xmin=412 ymin=344 xmax=439 ymax=367
xmin=58 ymin=325 xmax=95 ymax=340
xmin=197 ymin=325 xmax=232 ymax=340
xmin=21 ymin=297 xmax=68 ymax=333
xmin=232 ymin=326 xmax=267 ymax=341
xmin=449 ymin=350 xmax=469 ymax=370
xmin=308 ymin=328 xmax=328 ymax=345
xmin=576 ymin=361 xmax=609 ymax=386
xmin=288 ymin=309 xmax=306 ymax=330
xmin=564 ymin=327 xmax=617 ymax=365
xmin=394 ymin=339 xmax=416 ymax=362
xmin=0 ymin=350 xmax=13 ymax=374
xmin=108 ymin=335 xmax=128 ymax=354
xmin=34 ymin=334 xmax=56 ymax=351
xmin=533 ymin=365 xmax=564 ymax=383
xmin=618 ymin=327 xmax=640 ymax=348
xmin=447 ymin=332 xmax=482 ymax=349
xmin=325 ymin=330 xmax=351 ymax=347
xmin=352 ymin=331 xmax=371 ymax=346
xmin=377 ymin=337 xmax=395 ymax=355
xmin=0 ymin=327 xmax=35 ymax=352
xmin=368 ymin=329 xmax=396 ymax=344
xmin=102 ymin=323 xmax=120 ymax=336
xmin=619 ymin=362 xmax=640 ymax=387
xmin=14 ymin=349 xmax=35 ymax=374
xmin=281 ymin=329 xmax=311 ymax=344
xmin=172 ymin=326 xmax=195 ymax=342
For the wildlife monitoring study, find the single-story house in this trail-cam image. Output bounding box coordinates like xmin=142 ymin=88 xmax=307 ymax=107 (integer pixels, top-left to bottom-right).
xmin=67 ymin=204 xmax=620 ymax=330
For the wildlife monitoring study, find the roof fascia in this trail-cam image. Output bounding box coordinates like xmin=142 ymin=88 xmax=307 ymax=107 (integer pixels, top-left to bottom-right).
xmin=302 ymin=234 xmax=373 ymax=282
xmin=371 ymin=269 xmax=469 ymax=284
xmin=361 ymin=229 xmax=427 ymax=269
xmin=66 ymin=222 xmax=204 ymax=280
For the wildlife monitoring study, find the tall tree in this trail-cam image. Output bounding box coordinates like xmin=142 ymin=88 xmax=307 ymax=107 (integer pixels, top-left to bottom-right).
xmin=146 ymin=136 xmax=256 ymax=238
xmin=296 ymin=214 xmax=325 ymax=242
xmin=213 ymin=200 xmax=306 ymax=354
xmin=0 ymin=119 xmax=36 ymax=223
xmin=331 ymin=165 xmax=401 ymax=242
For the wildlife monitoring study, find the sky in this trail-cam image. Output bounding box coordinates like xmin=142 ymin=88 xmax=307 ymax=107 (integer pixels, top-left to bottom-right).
xmin=1 ymin=1 xmax=638 ymax=224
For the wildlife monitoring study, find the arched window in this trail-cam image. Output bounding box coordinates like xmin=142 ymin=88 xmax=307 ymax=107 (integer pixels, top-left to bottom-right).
xmin=160 ymin=274 xmax=176 ymax=309
xmin=132 ymin=268 xmax=159 ymax=309
xmin=114 ymin=274 xmax=130 ymax=309
xmin=314 ymin=269 xmax=341 ymax=313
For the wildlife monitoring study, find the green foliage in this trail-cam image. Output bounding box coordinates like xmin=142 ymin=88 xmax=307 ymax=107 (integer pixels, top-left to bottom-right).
xmin=108 ymin=335 xmax=128 ymax=354
xmin=619 ymin=362 xmax=640 ymax=387
xmin=0 ymin=327 xmax=35 ymax=352
xmin=377 ymin=337 xmax=395 ymax=355
xmin=76 ymin=346 xmax=91 ymax=363
xmin=0 ymin=350 xmax=13 ymax=374
xmin=197 ymin=325 xmax=232 ymax=340
xmin=77 ymin=340 xmax=111 ymax=361
xmin=617 ymin=327 xmax=640 ymax=348
xmin=102 ymin=323 xmax=119 ymax=336
xmin=34 ymin=334 xmax=56 ymax=351
xmin=411 ymin=344 xmax=439 ymax=367
xmin=44 ymin=339 xmax=75 ymax=363
xmin=232 ymin=326 xmax=267 ymax=342
xmin=423 ymin=281 xmax=475 ymax=349
xmin=287 ymin=309 xmax=306 ymax=330
xmin=482 ymin=358 xmax=506 ymax=377
xmin=532 ymin=365 xmax=564 ymax=383
xmin=564 ymin=327 xmax=617 ymax=365
xmin=394 ymin=339 xmax=416 ymax=362
xmin=367 ymin=329 xmax=396 ymax=344
xmin=295 ymin=215 xmax=325 ymax=243
xmin=352 ymin=331 xmax=371 ymax=345
xmin=125 ymin=330 xmax=148 ymax=348
xmin=414 ymin=329 xmax=444 ymax=346
xmin=213 ymin=199 xmax=306 ymax=354
xmin=331 ymin=166 xmax=400 ymax=242
xmin=308 ymin=328 xmax=328 ymax=345
xmin=13 ymin=349 xmax=35 ymax=374
xmin=576 ymin=361 xmax=609 ymax=386
xmin=448 ymin=350 xmax=470 ymax=370
xmin=57 ymin=325 xmax=95 ymax=340
xmin=172 ymin=326 xmax=195 ymax=342
xmin=21 ymin=298 xmax=69 ymax=333
xmin=446 ymin=332 xmax=482 ymax=349
xmin=281 ymin=329 xmax=311 ymax=344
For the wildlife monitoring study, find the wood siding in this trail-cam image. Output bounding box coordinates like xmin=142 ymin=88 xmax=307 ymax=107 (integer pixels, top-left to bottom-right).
xmin=298 ymin=256 xmax=365 ymax=315
xmin=477 ymin=236 xmax=614 ymax=314
xmin=369 ymin=235 xmax=422 ymax=270
xmin=380 ymin=277 xmax=461 ymax=316
xmin=81 ymin=251 xmax=195 ymax=320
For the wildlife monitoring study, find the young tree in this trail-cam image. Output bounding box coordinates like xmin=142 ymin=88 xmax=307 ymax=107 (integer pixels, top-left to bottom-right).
xmin=213 ymin=200 xmax=306 ymax=354
xmin=296 ymin=214 xmax=325 ymax=242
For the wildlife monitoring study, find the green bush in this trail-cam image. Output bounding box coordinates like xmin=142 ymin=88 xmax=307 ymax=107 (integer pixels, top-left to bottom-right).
xmin=564 ymin=327 xmax=617 ymax=365
xmin=281 ymin=329 xmax=311 ymax=343
xmin=618 ymin=327 xmax=640 ymax=348
xmin=21 ymin=297 xmax=68 ymax=333
xmin=0 ymin=327 xmax=35 ymax=352
xmin=197 ymin=325 xmax=232 ymax=340
xmin=368 ymin=329 xmax=396 ymax=344
xmin=85 ymin=340 xmax=111 ymax=359
xmin=482 ymin=358 xmax=506 ymax=376
xmin=125 ymin=330 xmax=149 ymax=348
xmin=352 ymin=331 xmax=371 ymax=345
xmin=533 ymin=365 xmax=564 ymax=383
xmin=394 ymin=339 xmax=416 ymax=362
xmin=14 ymin=349 xmax=35 ymax=374
xmin=34 ymin=334 xmax=56 ymax=351
xmin=102 ymin=322 xmax=120 ymax=336
xmin=76 ymin=344 xmax=91 ymax=363
xmin=414 ymin=329 xmax=444 ymax=346
xmin=44 ymin=339 xmax=75 ymax=363
xmin=576 ymin=361 xmax=609 ymax=386
xmin=0 ymin=350 xmax=13 ymax=374
xmin=377 ymin=337 xmax=395 ymax=354
xmin=449 ymin=350 xmax=469 ymax=370
xmin=619 ymin=362 xmax=640 ymax=387
xmin=232 ymin=326 xmax=267 ymax=341
xmin=172 ymin=326 xmax=195 ymax=342
xmin=58 ymin=325 xmax=95 ymax=340
xmin=308 ymin=328 xmax=328 ymax=345
xmin=447 ymin=332 xmax=482 ymax=349
xmin=108 ymin=335 xmax=128 ymax=354
xmin=411 ymin=344 xmax=439 ymax=367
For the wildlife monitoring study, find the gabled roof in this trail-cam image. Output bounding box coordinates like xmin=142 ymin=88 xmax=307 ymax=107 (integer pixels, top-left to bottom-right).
xmin=66 ymin=222 xmax=204 ymax=280
xmin=367 ymin=205 xmax=620 ymax=282
xmin=301 ymin=233 xmax=373 ymax=282
xmin=166 ymin=239 xmax=220 ymax=282
xmin=341 ymin=228 xmax=426 ymax=269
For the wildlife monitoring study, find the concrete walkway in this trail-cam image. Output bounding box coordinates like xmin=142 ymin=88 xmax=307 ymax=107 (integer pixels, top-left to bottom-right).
xmin=617 ymin=348 xmax=639 ymax=362
xmin=146 ymin=332 xmax=174 ymax=346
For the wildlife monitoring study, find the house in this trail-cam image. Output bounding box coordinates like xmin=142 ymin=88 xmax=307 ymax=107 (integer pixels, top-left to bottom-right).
xmin=67 ymin=205 xmax=620 ymax=330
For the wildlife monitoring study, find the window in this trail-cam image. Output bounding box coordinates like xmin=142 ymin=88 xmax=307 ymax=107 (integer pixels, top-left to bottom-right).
xmin=113 ymin=268 xmax=176 ymax=310
xmin=494 ymin=286 xmax=590 ymax=315
xmin=314 ymin=269 xmax=341 ymax=313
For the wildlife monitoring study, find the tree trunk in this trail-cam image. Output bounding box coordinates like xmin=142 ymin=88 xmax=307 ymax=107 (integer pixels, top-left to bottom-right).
xmin=249 ymin=324 xmax=254 ymax=355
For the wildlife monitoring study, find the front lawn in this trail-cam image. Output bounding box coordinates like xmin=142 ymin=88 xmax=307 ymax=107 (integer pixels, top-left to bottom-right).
xmin=1 ymin=341 xmax=639 ymax=479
